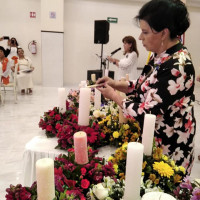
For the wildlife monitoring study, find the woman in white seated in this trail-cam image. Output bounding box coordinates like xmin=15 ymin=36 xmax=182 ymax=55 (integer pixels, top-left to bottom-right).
xmin=13 ymin=48 xmax=34 ymax=94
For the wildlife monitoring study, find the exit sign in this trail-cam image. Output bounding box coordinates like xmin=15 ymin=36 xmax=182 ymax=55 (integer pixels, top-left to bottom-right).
xmin=107 ymin=17 xmax=118 ymax=23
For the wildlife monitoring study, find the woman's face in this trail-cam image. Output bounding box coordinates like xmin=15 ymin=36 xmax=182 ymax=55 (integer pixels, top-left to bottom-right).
xmin=17 ymin=49 xmax=24 ymax=57
xmin=139 ymin=20 xmax=163 ymax=54
xmin=123 ymin=42 xmax=132 ymax=53
xmin=0 ymin=50 xmax=5 ymax=59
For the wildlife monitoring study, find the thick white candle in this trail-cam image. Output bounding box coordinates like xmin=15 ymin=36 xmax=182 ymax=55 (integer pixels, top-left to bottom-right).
xmin=58 ymin=88 xmax=66 ymax=114
xmin=142 ymin=192 xmax=176 ymax=200
xmin=91 ymin=74 xmax=96 ymax=82
xmin=124 ymin=142 xmax=144 ymax=200
xmin=94 ymin=88 xmax=101 ymax=109
xmin=142 ymin=114 xmax=156 ymax=155
xmin=78 ymin=87 xmax=91 ymax=126
xmin=36 ymin=158 xmax=55 ymax=200
xmin=74 ymin=131 xmax=88 ymax=164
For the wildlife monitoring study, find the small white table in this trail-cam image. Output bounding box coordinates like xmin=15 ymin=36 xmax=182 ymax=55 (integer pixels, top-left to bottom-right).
xmin=23 ymin=135 xmax=66 ymax=187
xmin=23 ymin=135 xmax=117 ymax=187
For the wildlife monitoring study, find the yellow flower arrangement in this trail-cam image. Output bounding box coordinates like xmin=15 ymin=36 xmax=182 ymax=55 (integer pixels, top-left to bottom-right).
xmin=153 ymin=161 xmax=174 ymax=178
xmin=109 ymin=142 xmax=186 ymax=195
xmin=98 ymin=115 xmax=141 ymax=147
xmin=113 ymin=131 xmax=120 ymax=138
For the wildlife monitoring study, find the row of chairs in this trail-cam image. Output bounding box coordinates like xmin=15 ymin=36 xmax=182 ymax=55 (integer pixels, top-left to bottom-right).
xmin=0 ymin=63 xmax=18 ymax=104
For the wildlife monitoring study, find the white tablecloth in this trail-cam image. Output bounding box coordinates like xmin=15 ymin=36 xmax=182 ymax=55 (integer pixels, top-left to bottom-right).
xmin=23 ymin=135 xmax=117 ymax=187
xmin=23 ymin=135 xmax=66 ymax=187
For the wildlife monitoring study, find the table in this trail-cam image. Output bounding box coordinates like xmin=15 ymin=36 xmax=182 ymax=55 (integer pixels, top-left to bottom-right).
xmin=23 ymin=135 xmax=66 ymax=187
xmin=23 ymin=135 xmax=117 ymax=187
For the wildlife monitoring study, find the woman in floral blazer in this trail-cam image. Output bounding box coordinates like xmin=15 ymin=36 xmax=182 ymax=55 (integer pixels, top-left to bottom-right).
xmin=97 ymin=0 xmax=195 ymax=175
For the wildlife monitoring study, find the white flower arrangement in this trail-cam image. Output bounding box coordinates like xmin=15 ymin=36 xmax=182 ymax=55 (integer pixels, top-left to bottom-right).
xmin=88 ymin=176 xmax=124 ymax=200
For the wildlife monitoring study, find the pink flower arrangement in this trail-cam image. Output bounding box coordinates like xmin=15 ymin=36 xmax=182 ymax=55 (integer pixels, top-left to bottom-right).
xmin=55 ymin=113 xmax=105 ymax=150
xmin=173 ymin=176 xmax=200 ymax=200
xmin=54 ymin=147 xmax=116 ymax=198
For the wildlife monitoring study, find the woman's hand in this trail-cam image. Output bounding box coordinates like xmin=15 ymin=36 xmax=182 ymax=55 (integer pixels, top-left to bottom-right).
xmin=96 ymin=76 xmax=115 ymax=88
xmin=97 ymin=84 xmax=115 ymax=100
xmin=97 ymin=84 xmax=124 ymax=107
xmin=107 ymin=56 xmax=114 ymax=63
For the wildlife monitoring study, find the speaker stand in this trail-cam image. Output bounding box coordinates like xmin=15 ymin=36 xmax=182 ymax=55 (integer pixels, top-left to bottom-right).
xmin=100 ymin=43 xmax=104 ymax=70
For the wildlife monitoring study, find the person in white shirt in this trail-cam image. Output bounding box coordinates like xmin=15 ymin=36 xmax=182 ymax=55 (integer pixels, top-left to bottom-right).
xmin=107 ymin=36 xmax=139 ymax=80
xmin=12 ymin=48 xmax=34 ymax=95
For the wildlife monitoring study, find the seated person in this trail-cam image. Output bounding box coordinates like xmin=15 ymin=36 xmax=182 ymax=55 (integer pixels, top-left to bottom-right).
xmin=0 ymin=46 xmax=12 ymax=85
xmin=12 ymin=48 xmax=34 ymax=94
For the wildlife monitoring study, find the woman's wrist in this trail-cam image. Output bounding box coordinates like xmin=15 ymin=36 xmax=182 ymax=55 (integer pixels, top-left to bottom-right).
xmin=111 ymin=91 xmax=124 ymax=108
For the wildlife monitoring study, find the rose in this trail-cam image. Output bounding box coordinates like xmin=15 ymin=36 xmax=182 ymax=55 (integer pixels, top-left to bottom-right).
xmin=93 ymin=110 xmax=101 ymax=118
xmin=55 ymin=123 xmax=62 ymax=130
xmin=81 ymin=179 xmax=90 ymax=189
xmin=49 ymin=111 xmax=54 ymax=117
xmin=46 ymin=125 xmax=52 ymax=131
xmin=81 ymin=168 xmax=87 ymax=176
xmin=55 ymin=114 xmax=61 ymax=121
xmin=92 ymin=183 xmax=109 ymax=199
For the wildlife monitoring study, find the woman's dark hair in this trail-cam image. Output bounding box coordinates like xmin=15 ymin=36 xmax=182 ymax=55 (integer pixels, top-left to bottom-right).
xmin=135 ymin=0 xmax=190 ymax=39
xmin=10 ymin=37 xmax=19 ymax=46
xmin=0 ymin=46 xmax=6 ymax=56
xmin=122 ymin=36 xmax=139 ymax=57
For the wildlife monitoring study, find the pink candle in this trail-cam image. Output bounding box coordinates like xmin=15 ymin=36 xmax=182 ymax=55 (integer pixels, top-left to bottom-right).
xmin=74 ymin=131 xmax=88 ymax=165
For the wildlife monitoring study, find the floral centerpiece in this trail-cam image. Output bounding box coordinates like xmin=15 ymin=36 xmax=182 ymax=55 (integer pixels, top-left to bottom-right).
xmin=6 ymin=147 xmax=116 ymax=200
xmin=39 ymin=89 xmax=141 ymax=150
xmin=108 ymin=143 xmax=186 ymax=196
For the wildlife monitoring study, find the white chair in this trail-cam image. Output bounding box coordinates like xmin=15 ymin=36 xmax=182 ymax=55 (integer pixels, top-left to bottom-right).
xmin=0 ymin=78 xmax=4 ymax=104
xmin=1 ymin=63 xmax=18 ymax=104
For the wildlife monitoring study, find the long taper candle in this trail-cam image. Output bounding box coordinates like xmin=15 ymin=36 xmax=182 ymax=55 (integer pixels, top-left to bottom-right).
xmin=58 ymin=88 xmax=66 ymax=114
xmin=36 ymin=158 xmax=55 ymax=200
xmin=142 ymin=113 xmax=156 ymax=155
xmin=124 ymin=142 xmax=144 ymax=200
xmin=78 ymin=87 xmax=91 ymax=126
xmin=94 ymin=88 xmax=101 ymax=109
xmin=74 ymin=131 xmax=88 ymax=164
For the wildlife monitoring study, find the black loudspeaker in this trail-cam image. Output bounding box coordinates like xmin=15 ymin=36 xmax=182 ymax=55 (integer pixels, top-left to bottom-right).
xmin=94 ymin=20 xmax=110 ymax=44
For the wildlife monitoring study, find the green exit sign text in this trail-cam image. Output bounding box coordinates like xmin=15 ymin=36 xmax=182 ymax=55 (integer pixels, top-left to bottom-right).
xmin=107 ymin=17 xmax=118 ymax=23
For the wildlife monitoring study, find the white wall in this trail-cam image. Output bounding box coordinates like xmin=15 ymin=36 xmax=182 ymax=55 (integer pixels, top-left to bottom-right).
xmin=41 ymin=0 xmax=64 ymax=32
xmin=64 ymin=0 xmax=148 ymax=86
xmin=0 ymin=0 xmax=200 ymax=86
xmin=0 ymin=0 xmax=42 ymax=85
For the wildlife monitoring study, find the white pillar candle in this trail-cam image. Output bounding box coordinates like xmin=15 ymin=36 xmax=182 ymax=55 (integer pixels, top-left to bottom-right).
xmin=142 ymin=114 xmax=156 ymax=155
xmin=74 ymin=131 xmax=88 ymax=164
xmin=142 ymin=192 xmax=176 ymax=200
xmin=36 ymin=158 xmax=55 ymax=200
xmin=94 ymin=88 xmax=101 ymax=109
xmin=78 ymin=87 xmax=91 ymax=126
xmin=124 ymin=142 xmax=144 ymax=200
xmin=58 ymin=88 xmax=66 ymax=114
xmin=91 ymin=73 xmax=96 ymax=82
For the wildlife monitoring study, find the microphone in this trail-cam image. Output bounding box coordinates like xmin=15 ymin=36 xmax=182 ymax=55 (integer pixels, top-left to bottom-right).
xmin=110 ymin=47 xmax=121 ymax=55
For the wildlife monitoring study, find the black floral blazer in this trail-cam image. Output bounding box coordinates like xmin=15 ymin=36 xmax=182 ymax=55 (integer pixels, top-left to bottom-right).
xmin=122 ymin=42 xmax=196 ymax=174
